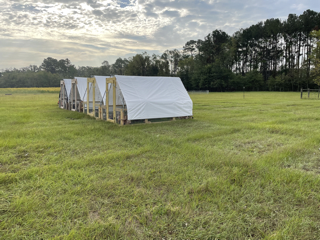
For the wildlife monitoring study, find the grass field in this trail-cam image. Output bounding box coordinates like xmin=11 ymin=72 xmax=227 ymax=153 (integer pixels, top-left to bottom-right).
xmin=1 ymin=89 xmax=320 ymax=239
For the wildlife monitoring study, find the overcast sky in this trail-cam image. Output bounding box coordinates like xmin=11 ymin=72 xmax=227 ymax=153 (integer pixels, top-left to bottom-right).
xmin=0 ymin=0 xmax=319 ymax=70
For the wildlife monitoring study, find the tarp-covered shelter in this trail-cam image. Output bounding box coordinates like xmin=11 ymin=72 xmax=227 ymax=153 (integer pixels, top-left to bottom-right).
xmin=97 ymin=75 xmax=193 ymax=125
xmin=69 ymin=77 xmax=87 ymax=112
xmin=59 ymin=79 xmax=72 ymax=109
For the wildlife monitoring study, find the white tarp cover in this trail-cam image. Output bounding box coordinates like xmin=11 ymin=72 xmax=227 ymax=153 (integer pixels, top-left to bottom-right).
xmin=75 ymin=77 xmax=87 ymax=101
xmin=87 ymin=83 xmax=103 ymax=102
xmin=94 ymin=76 xmax=108 ymax=104
xmin=115 ymin=75 xmax=193 ymax=120
xmin=95 ymin=76 xmax=124 ymax=105
xmin=63 ymin=79 xmax=72 ymax=99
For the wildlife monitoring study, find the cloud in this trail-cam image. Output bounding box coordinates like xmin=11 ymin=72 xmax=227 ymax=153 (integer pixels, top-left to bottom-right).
xmin=291 ymin=3 xmax=308 ymax=12
xmin=0 ymin=0 xmax=319 ymax=69
xmin=162 ymin=10 xmax=180 ymax=18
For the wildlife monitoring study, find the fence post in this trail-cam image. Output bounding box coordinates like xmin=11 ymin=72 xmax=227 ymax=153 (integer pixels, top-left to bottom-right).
xmin=301 ymin=88 xmax=303 ymax=99
xmin=308 ymin=88 xmax=310 ymax=98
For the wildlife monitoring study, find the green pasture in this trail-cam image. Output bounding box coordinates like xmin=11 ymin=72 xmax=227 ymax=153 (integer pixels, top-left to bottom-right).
xmin=1 ymin=90 xmax=320 ymax=239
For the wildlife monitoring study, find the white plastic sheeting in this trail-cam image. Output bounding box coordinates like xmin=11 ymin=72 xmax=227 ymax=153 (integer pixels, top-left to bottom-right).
xmin=74 ymin=77 xmax=102 ymax=109
xmin=115 ymin=75 xmax=193 ymax=120
xmin=94 ymin=76 xmax=108 ymax=104
xmin=87 ymin=83 xmax=103 ymax=102
xmin=74 ymin=77 xmax=87 ymax=101
xmin=63 ymin=79 xmax=72 ymax=99
xmin=94 ymin=76 xmax=125 ymax=106
xmin=108 ymin=82 xmax=125 ymax=106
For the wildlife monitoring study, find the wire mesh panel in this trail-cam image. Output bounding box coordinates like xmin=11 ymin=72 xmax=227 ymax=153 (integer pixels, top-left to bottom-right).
xmin=95 ymin=107 xmax=99 ymax=118
xmin=95 ymin=84 xmax=102 ymax=117
xmin=71 ymin=82 xmax=77 ymax=110
xmin=114 ymin=83 xmax=127 ymax=123
xmin=61 ymin=85 xmax=68 ymax=109
xmin=88 ymin=82 xmax=94 ymax=113
xmin=108 ymin=83 xmax=114 ymax=120
xmin=102 ymin=109 xmax=106 ymax=120
xmin=117 ymin=84 xmax=126 ymax=108
xmin=83 ymin=103 xmax=87 ymax=113
xmin=87 ymin=82 xmax=103 ymax=116
xmin=116 ymin=110 xmax=121 ymax=124
xmin=59 ymin=83 xmax=64 ymax=108
xmin=76 ymin=87 xmax=81 ymax=111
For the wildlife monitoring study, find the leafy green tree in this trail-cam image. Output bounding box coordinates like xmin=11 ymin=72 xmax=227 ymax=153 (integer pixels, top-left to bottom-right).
xmin=243 ymin=70 xmax=264 ymax=91
xmin=310 ymin=30 xmax=320 ymax=86
xmin=41 ymin=57 xmax=76 ymax=78
xmin=267 ymin=75 xmax=284 ymax=91
xmin=111 ymin=58 xmax=129 ymax=75
xmin=41 ymin=57 xmax=59 ymax=74
xmin=183 ymin=40 xmax=197 ymax=56
xmin=0 ymin=70 xmax=60 ymax=88
xmin=125 ymin=53 xmax=152 ymax=76
xmin=99 ymin=60 xmax=111 ymax=76
xmin=198 ymin=30 xmax=230 ymax=64
xmin=178 ymin=57 xmax=195 ymax=89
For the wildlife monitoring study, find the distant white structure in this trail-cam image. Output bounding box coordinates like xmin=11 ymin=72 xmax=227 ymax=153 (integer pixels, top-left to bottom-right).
xmin=60 ymin=75 xmax=193 ymax=125
xmin=59 ymin=79 xmax=72 ymax=109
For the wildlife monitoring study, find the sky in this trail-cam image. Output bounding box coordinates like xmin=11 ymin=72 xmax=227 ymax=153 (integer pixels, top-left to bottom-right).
xmin=0 ymin=0 xmax=319 ymax=70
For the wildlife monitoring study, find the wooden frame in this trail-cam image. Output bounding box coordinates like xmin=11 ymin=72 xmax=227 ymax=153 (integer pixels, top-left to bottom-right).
xmin=82 ymin=79 xmax=88 ymax=115
xmin=97 ymin=76 xmax=192 ymax=126
xmin=70 ymin=79 xmax=83 ymax=112
xmin=70 ymin=79 xmax=76 ymax=112
xmin=106 ymin=77 xmax=116 ymax=123
xmin=60 ymin=76 xmax=193 ymax=126
xmin=83 ymin=78 xmax=102 ymax=119
xmin=97 ymin=77 xmax=127 ymax=125
xmin=59 ymin=80 xmax=64 ymax=109
xmin=86 ymin=78 xmax=96 ymax=117
xmin=59 ymin=80 xmax=68 ymax=109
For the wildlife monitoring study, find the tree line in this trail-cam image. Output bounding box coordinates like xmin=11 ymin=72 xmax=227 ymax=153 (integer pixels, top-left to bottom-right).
xmin=1 ymin=9 xmax=320 ymax=91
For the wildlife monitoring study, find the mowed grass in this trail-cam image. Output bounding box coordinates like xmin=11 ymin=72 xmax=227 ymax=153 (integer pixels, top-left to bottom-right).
xmin=1 ymin=89 xmax=320 ymax=239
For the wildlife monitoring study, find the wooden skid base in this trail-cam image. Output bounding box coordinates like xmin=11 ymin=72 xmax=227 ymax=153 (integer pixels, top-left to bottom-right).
xmin=125 ymin=116 xmax=193 ymax=125
xmin=60 ymin=104 xmax=192 ymax=126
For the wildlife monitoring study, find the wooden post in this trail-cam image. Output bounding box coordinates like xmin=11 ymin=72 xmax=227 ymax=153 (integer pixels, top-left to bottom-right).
xmin=93 ymin=82 xmax=95 ymax=117
xmin=300 ymin=88 xmax=303 ymax=99
xmin=106 ymin=82 xmax=109 ymax=121
xmin=318 ymin=89 xmax=319 ymax=99
xmin=105 ymin=77 xmax=116 ymax=123
xmin=70 ymin=82 xmax=73 ymax=111
xmin=62 ymin=82 xmax=65 ymax=109
xmin=71 ymin=82 xmax=73 ymax=110
xmin=308 ymin=88 xmax=310 ymax=98
xmin=113 ymin=81 xmax=116 ymax=122
xmin=87 ymin=80 xmax=89 ymax=114
xmin=60 ymin=81 xmax=63 ymax=108
xmin=120 ymin=110 xmax=124 ymax=126
xmin=74 ymin=81 xmax=77 ymax=111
